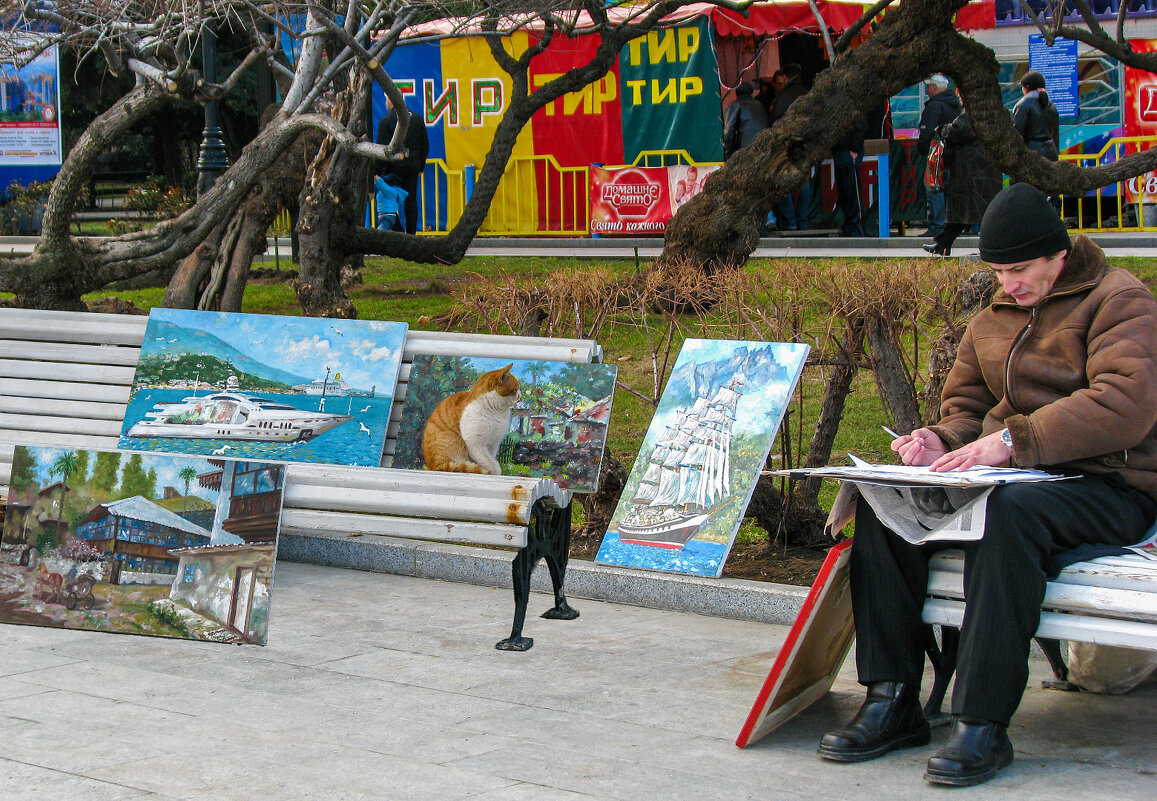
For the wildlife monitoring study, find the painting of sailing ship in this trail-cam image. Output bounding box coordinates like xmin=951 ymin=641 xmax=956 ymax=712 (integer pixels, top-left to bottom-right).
xmin=392 ymin=356 xmax=617 ymax=493
xmin=118 ymin=309 xmax=407 ymax=466
xmin=595 ymin=339 xmax=809 ymax=577
xmin=1 ymin=445 xmax=284 ymax=645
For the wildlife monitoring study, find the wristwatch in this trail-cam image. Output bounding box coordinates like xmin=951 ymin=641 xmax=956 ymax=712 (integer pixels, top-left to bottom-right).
xmin=999 ymin=427 xmax=1013 ymax=452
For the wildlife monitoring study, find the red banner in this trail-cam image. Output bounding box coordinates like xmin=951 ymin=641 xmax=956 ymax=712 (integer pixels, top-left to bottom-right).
xmin=1124 ymin=39 xmax=1157 ymax=202
xmin=590 ymin=164 xmax=719 ymax=235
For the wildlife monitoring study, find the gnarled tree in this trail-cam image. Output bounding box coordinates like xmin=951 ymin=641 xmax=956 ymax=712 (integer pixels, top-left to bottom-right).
xmin=661 ymin=0 xmax=1157 ymax=273
xmin=0 ymin=0 xmax=751 ymax=313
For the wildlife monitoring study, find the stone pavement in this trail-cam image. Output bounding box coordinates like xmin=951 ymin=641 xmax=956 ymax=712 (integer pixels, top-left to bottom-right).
xmin=2 ymin=560 xmax=1154 ymax=801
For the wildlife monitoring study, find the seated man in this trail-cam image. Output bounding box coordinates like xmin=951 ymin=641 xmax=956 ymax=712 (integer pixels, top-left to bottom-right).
xmin=818 ymin=183 xmax=1157 ymax=786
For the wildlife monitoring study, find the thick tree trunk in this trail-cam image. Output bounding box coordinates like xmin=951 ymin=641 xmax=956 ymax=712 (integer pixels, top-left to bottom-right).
xmin=164 ymin=104 xmax=323 ymax=311
xmin=866 ymin=315 xmax=922 ymax=434
xmin=794 ymin=333 xmax=863 ymax=509
xmin=294 ymin=72 xmax=372 ymax=318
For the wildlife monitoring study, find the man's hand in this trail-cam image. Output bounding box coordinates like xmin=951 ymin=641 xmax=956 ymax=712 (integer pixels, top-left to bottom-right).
xmin=928 ymin=430 xmax=1013 ymax=472
xmin=891 ymin=428 xmax=949 ymax=466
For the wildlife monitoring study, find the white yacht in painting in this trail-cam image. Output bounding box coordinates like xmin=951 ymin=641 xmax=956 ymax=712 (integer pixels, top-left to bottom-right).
xmin=616 ymin=377 xmax=744 ymax=549
xmin=125 ymin=392 xmax=352 ymax=443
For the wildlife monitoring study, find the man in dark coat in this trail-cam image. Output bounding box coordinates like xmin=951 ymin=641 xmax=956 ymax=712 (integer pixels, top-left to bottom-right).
xmin=768 ymin=64 xmax=810 ymax=230
xmin=917 ymin=75 xmax=962 ymax=236
xmin=923 ymin=109 xmax=1002 ymax=255
xmin=818 ymin=184 xmax=1157 ymax=787
xmin=377 ymin=100 xmax=429 ymax=235
xmin=831 ymin=116 xmax=869 ymax=237
xmin=723 ymin=83 xmax=768 ymax=159
xmin=1012 ymin=70 xmax=1060 ymax=161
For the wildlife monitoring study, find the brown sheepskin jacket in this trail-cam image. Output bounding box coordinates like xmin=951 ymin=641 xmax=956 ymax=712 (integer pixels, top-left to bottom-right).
xmin=929 ymin=234 xmax=1157 ymax=503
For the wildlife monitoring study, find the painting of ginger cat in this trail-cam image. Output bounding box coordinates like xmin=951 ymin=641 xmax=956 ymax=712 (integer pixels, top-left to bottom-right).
xmin=422 ymin=364 xmax=520 ymax=474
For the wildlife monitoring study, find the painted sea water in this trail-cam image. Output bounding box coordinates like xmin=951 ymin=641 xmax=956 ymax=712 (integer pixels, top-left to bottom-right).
xmin=121 ymin=389 xmax=391 ymax=466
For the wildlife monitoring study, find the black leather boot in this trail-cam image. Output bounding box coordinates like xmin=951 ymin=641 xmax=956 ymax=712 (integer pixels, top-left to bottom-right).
xmin=818 ymin=682 xmax=931 ymax=762
xmin=924 ymin=717 xmax=1014 ymax=786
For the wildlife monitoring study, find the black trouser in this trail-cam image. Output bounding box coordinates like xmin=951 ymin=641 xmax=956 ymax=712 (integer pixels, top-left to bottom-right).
xmin=398 ymin=173 xmax=420 ymax=235
xmin=851 ymin=474 xmax=1155 ymax=726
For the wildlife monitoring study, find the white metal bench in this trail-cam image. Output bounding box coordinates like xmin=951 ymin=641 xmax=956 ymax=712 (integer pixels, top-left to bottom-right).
xmin=0 ymin=307 xmax=603 ymax=650
xmin=921 ymin=546 xmax=1157 ymax=711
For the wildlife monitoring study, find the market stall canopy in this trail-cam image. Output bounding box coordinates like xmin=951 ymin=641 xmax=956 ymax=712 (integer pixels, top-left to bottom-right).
xmin=709 ymin=1 xmax=877 ymax=37
xmin=397 ymin=1 xmax=878 ymax=40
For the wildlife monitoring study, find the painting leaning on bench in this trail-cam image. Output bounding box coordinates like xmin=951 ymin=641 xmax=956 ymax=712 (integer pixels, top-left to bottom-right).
xmin=1 ymin=445 xmax=284 ymax=645
xmin=394 ymin=355 xmax=618 ymax=493
xmin=118 ymin=309 xmax=407 ymax=467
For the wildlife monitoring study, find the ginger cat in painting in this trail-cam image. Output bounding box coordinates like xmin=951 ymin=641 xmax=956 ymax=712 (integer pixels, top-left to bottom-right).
xmin=423 ymin=364 xmax=521 ymax=475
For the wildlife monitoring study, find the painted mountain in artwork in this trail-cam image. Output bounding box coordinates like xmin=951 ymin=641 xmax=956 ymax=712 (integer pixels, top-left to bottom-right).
xmin=140 ymin=319 xmax=311 ymax=389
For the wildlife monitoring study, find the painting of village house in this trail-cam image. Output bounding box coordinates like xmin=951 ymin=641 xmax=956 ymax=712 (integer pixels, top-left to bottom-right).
xmin=393 ymin=356 xmax=617 ymax=493
xmin=118 ymin=308 xmax=407 ymax=467
xmin=0 ymin=446 xmax=284 ymax=645
xmin=595 ymin=339 xmax=809 ymax=578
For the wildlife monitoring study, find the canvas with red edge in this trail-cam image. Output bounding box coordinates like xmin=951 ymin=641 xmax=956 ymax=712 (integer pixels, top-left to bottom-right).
xmin=736 ymin=537 xmax=856 ymax=748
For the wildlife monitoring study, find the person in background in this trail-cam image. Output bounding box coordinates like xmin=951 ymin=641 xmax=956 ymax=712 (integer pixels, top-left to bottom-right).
xmin=377 ymin=98 xmax=429 ymax=235
xmin=723 ymin=83 xmax=768 ymax=160
xmin=831 ymin=115 xmax=869 ymax=237
xmin=923 ymin=105 xmax=1002 ymax=256
xmin=917 ymin=74 xmax=961 ymax=237
xmin=1012 ymin=70 xmax=1060 ymax=162
xmin=1012 ymin=70 xmax=1062 ymax=213
xmin=819 ymin=183 xmax=1157 ymax=787
xmin=373 ymin=173 xmax=407 ymax=232
xmin=756 ymin=77 xmax=777 ymax=119
xmin=769 ymin=64 xmax=810 ymax=231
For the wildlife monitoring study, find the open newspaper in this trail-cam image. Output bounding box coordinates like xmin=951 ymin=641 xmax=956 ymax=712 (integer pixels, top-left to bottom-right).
xmin=769 ymin=456 xmax=1070 ymax=545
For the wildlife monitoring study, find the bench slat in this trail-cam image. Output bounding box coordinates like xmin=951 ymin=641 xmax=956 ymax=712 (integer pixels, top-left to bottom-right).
xmin=927 ymin=571 xmax=1157 ymax=624
xmin=0 ymin=396 xmax=129 ymax=421
xmin=0 ymin=430 xmax=120 ymax=454
xmin=0 ymin=377 xmax=131 ymax=404
xmin=405 ymin=330 xmax=601 ymax=363
xmin=923 ymin=597 xmax=1157 ymax=651
xmin=280 ymin=508 xmax=528 ymax=548
xmin=0 ymin=339 xmax=142 ymax=366
xmin=0 ymin=413 xmax=124 ymax=438
xmin=283 ymin=483 xmax=533 ymax=526
xmin=0 ymin=359 xmax=137 ymax=385
xmin=285 ymin=463 xmax=555 ymax=502
xmin=929 ymin=550 xmax=1157 ymax=593
xmin=0 ymin=308 xmax=148 ymax=345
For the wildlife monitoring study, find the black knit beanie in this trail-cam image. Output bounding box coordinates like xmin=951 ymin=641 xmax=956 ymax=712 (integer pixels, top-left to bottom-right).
xmin=978 ymin=183 xmax=1070 ymax=264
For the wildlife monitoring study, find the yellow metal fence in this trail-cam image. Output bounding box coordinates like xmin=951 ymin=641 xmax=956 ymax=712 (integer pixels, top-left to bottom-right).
xmin=328 ymin=143 xmax=1157 ymax=239
xmin=1060 ymin=136 xmax=1157 ymax=232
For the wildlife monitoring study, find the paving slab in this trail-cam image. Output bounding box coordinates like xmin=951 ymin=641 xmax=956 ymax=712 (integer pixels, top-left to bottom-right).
xmin=0 ymin=561 xmax=1154 ymax=801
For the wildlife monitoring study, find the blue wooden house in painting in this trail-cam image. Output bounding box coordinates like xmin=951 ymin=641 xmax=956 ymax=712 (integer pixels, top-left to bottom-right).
xmin=76 ymin=496 xmax=212 ymax=578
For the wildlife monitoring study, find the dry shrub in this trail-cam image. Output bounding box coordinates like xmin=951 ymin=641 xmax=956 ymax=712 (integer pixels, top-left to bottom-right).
xmin=447 ymin=266 xmax=619 ymax=339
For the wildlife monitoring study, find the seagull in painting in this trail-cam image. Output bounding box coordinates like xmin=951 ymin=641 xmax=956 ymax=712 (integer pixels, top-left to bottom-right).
xmin=253 ymin=338 xmax=264 ymax=346
xmin=359 ymin=405 xmax=372 ymax=413
xmin=211 ymin=445 xmax=233 ymax=455
xmin=358 ymin=422 xmax=371 ymax=436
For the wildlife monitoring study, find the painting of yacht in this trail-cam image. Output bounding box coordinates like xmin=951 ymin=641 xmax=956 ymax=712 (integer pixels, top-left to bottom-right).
xmin=595 ymin=339 xmax=809 ymax=577
xmin=126 ymin=392 xmax=352 ymax=443
xmin=119 ymin=309 xmax=407 ymax=466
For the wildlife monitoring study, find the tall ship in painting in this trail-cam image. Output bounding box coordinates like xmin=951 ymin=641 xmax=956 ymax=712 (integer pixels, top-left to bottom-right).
xmin=125 ymin=392 xmax=352 ymax=443
xmin=617 ymin=377 xmax=743 ymax=548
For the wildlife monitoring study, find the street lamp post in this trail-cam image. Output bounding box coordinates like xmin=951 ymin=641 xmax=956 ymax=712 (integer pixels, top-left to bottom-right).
xmin=196 ymin=24 xmax=229 ymax=197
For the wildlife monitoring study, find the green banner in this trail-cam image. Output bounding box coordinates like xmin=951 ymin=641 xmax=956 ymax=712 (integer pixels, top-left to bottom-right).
xmin=620 ymin=19 xmax=723 ymax=164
